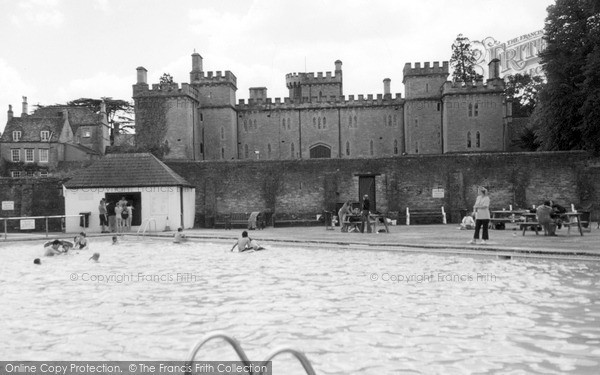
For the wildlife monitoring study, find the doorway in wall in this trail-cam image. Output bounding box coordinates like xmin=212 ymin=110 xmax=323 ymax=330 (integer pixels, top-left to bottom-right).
xmin=358 ymin=176 xmax=376 ymax=212
xmin=105 ymin=192 xmax=142 ymax=226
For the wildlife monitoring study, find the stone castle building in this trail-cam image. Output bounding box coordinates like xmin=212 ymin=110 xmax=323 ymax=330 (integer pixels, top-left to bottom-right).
xmin=133 ymin=53 xmax=511 ymax=161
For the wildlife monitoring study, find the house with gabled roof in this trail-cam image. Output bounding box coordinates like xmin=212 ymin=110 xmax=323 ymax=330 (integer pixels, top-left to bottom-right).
xmin=0 ymin=97 xmax=110 ymax=177
xmin=63 ymin=153 xmax=196 ymax=233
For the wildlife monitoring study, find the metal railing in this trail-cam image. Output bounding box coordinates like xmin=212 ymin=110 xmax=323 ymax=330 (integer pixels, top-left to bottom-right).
xmin=136 ymin=218 xmax=157 ymax=238
xmin=2 ymin=214 xmax=84 ymax=240
xmin=185 ymin=331 xmax=316 ymax=375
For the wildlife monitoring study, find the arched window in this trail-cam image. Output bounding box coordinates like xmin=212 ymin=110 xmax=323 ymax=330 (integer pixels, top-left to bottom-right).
xmin=282 ymin=119 xmax=286 ymax=130
xmin=354 ymin=116 xmax=357 ymax=126
xmin=291 ymin=143 xmax=295 ymax=158
xmin=383 ymin=115 xmax=387 ymax=125
xmin=221 ymin=148 xmax=225 ymax=159
xmin=323 ymin=117 xmax=326 ymax=128
xmin=244 ymin=120 xmax=248 ymax=132
xmin=346 ymin=141 xmax=350 ymax=156
xmin=319 ymin=91 xmax=322 ymax=99
xmin=426 ymin=83 xmax=429 ymax=92
xmin=309 ymin=144 xmax=331 ymax=159
xmin=370 ymin=140 xmax=374 ymax=156
xmin=393 ymin=115 xmax=397 ymax=126
xmin=394 ymin=140 xmax=398 ymax=155
xmin=349 ymin=115 xmax=352 ymax=127
xmin=467 ymin=131 xmax=472 ymax=148
xmin=268 ymin=143 xmax=272 ymax=159
xmin=415 ymin=118 xmax=418 ymax=128
xmin=474 ymin=103 xmax=479 ymax=117
xmin=318 ymin=117 xmax=321 ymax=129
xmin=468 ymin=103 xmax=473 ymax=117
xmin=220 ymin=127 xmax=224 ymax=139
xmin=253 ymin=119 xmax=257 ymax=129
xmin=200 ymin=143 xmax=204 ymax=154
xmin=415 ymin=141 xmax=419 ymax=154
xmin=388 ymin=115 xmax=392 ymax=126
xmin=244 ymin=144 xmax=249 ymax=158
xmin=476 ymin=131 xmax=481 ymax=147
xmin=287 ymin=118 xmax=291 ymax=130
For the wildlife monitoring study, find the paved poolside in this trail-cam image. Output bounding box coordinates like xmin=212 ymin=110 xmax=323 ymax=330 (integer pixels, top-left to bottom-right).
xmin=3 ymin=222 xmax=599 ymax=259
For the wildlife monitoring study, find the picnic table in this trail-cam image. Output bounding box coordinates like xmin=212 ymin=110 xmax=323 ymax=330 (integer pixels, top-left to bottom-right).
xmin=490 ymin=210 xmax=527 ymax=229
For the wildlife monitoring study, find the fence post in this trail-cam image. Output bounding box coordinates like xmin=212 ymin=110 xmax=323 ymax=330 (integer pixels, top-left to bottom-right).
xmin=3 ymin=219 xmax=6 ymax=240
xmin=45 ymin=217 xmax=49 ymax=238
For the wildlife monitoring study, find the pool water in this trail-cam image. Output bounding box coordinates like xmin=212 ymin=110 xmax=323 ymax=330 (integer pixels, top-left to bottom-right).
xmin=1 ymin=238 xmax=599 ymax=374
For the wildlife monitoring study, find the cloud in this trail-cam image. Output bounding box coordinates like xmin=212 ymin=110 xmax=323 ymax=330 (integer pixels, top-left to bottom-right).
xmin=10 ymin=0 xmax=65 ymax=28
xmin=54 ymin=72 xmax=132 ymax=104
xmin=0 ymin=59 xmax=37 ymax=133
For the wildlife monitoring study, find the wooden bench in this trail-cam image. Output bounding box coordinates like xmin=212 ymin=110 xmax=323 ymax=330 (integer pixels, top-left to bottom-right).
xmin=215 ymin=213 xmax=250 ymax=229
xmin=398 ymin=208 xmax=446 ymax=225
xmin=520 ymin=222 xmax=540 ymax=235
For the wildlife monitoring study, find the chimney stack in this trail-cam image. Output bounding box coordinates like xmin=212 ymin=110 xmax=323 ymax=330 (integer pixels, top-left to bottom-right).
xmin=7 ymin=104 xmax=13 ymax=121
xmin=488 ymin=58 xmax=500 ymax=80
xmin=21 ymin=96 xmax=28 ymax=116
xmin=191 ymin=52 xmax=203 ymax=72
xmin=383 ymin=78 xmax=391 ymax=95
xmin=136 ymin=67 xmax=147 ymax=84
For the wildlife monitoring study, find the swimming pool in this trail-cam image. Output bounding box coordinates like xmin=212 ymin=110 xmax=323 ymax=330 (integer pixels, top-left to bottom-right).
xmin=1 ymin=238 xmax=599 ymax=374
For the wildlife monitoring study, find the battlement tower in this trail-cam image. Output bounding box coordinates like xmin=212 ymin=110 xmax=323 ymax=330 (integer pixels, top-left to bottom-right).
xmin=285 ymin=60 xmax=343 ymax=102
xmin=402 ymin=62 xmax=449 ymax=99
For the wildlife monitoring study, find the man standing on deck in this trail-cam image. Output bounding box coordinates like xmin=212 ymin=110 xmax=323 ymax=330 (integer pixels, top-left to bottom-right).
xmin=360 ymin=194 xmax=372 ymax=233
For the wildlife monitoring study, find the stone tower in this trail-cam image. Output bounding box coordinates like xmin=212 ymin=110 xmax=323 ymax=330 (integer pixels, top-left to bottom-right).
xmin=133 ymin=66 xmax=199 ymax=159
xmin=189 ymin=53 xmax=238 ymax=160
xmin=402 ymin=62 xmax=449 ymax=154
xmin=285 ymin=60 xmax=343 ymax=102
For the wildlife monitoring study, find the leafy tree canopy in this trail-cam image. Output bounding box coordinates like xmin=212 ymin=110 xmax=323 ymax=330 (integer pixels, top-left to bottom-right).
xmin=159 ymin=73 xmax=174 ymax=85
xmin=532 ymin=0 xmax=600 ymax=154
xmin=504 ymin=74 xmax=545 ymax=118
xmin=449 ymin=34 xmax=482 ymax=83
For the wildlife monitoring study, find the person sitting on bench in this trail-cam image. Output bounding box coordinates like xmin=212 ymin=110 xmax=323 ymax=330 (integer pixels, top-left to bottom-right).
xmin=536 ymin=201 xmax=557 ymax=236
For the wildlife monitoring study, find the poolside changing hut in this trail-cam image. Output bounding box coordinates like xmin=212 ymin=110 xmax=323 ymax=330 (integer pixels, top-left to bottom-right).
xmin=63 ymin=153 xmax=195 ymax=233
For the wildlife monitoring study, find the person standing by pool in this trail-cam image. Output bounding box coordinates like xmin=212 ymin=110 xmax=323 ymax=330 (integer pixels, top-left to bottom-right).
xmin=106 ymin=201 xmax=116 ymax=232
xmin=338 ymin=200 xmax=353 ymax=232
xmin=468 ymin=186 xmax=490 ymax=245
xmin=115 ymin=202 xmax=123 ymax=234
xmin=98 ymin=198 xmax=108 ymax=233
xmin=360 ymin=194 xmax=372 ymax=233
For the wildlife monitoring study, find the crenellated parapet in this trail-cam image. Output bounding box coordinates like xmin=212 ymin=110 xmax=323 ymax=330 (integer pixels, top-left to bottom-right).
xmin=285 ymin=71 xmax=342 ymax=88
xmin=190 ymin=70 xmax=237 ymax=88
xmin=441 ymin=78 xmax=504 ymax=96
xmin=403 ymin=62 xmax=449 ymax=81
xmin=236 ymin=93 xmax=403 ymax=110
xmin=133 ymin=82 xmax=199 ymax=99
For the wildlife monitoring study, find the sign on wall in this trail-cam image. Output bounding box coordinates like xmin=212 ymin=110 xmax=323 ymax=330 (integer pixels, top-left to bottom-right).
xmin=20 ymin=219 xmax=36 ymax=230
xmin=2 ymin=201 xmax=14 ymax=210
xmin=432 ymin=188 xmax=445 ymax=198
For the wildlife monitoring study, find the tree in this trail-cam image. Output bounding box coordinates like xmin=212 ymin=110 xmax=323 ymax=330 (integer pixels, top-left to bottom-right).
xmin=504 ymin=74 xmax=545 ymax=118
xmin=159 ymin=73 xmax=174 ymax=85
xmin=532 ymin=0 xmax=600 ymax=154
xmin=449 ymin=34 xmax=482 ymax=83
xmin=63 ymin=98 xmax=135 ymax=145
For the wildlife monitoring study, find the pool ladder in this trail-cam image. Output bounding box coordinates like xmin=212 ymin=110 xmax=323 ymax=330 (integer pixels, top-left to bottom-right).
xmin=136 ymin=218 xmax=157 ymax=238
xmin=185 ymin=331 xmax=317 ymax=375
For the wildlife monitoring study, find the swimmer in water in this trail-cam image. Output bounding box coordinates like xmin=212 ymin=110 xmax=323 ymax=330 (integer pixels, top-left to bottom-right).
xmin=33 ymin=258 xmax=41 ymax=265
xmin=173 ymin=227 xmax=187 ymax=244
xmin=230 ymin=230 xmax=264 ymax=252
xmin=111 ymin=236 xmax=118 ymax=245
xmin=89 ymin=253 xmax=100 ymax=262
xmin=44 ymin=240 xmax=68 ymax=256
xmin=73 ymin=232 xmax=89 ymax=250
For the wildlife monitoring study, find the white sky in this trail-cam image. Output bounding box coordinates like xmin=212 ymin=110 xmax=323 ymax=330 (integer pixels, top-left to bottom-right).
xmin=0 ymin=0 xmax=554 ymax=133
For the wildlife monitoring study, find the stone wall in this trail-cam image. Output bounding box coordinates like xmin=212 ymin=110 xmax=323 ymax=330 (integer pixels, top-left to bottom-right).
xmin=0 ymin=177 xmax=66 ymax=231
xmin=167 ymin=151 xmax=597 ymax=226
